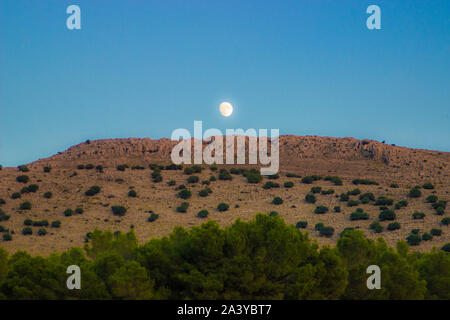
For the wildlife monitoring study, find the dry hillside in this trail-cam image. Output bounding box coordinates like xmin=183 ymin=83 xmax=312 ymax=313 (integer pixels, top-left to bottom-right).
xmin=0 ymin=135 xmax=449 ymax=255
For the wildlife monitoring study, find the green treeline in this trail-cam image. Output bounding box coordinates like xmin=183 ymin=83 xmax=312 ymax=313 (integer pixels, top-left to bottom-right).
xmin=0 ymin=214 xmax=448 ymax=300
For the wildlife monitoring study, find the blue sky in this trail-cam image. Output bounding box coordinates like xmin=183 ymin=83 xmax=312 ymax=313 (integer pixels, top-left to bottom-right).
xmin=1 ymin=0 xmax=449 ymax=166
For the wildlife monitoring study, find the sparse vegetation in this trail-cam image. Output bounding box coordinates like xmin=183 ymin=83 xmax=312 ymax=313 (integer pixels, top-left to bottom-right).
xmin=387 ymin=222 xmax=401 ymax=231
xmin=112 ymin=206 xmax=127 ymax=216
xmin=197 ymin=210 xmax=209 ymax=218
xmin=16 ymin=175 xmax=29 ymax=183
xmin=305 ymin=194 xmax=316 ymax=204
xmin=379 ymin=210 xmax=396 ymax=221
xmin=85 ymin=186 xmax=101 ymax=196
xmin=148 ymin=213 xmax=159 ymax=222
xmin=352 ymin=179 xmax=378 ymax=185
xmin=178 ymin=189 xmax=192 ymax=199
xmin=314 ymin=206 xmax=329 ymax=214
xmin=217 ymin=203 xmax=230 ymax=211
xmin=408 ymin=187 xmax=422 ymax=198
xmin=272 ymin=197 xmax=283 ymax=205
xmin=19 ymin=201 xmax=32 ymax=210
xmin=350 ymin=208 xmax=369 ymax=220
xmin=284 ymin=181 xmax=294 ymax=188
xmin=176 ymin=202 xmax=189 ymax=213
xmin=412 ymin=211 xmax=425 ymax=220
xmin=369 ymin=221 xmax=383 ymax=233
xmin=296 ymin=221 xmax=307 ymax=229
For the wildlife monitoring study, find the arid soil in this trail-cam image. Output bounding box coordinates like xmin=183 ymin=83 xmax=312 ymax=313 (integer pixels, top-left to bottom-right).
xmin=0 ymin=135 xmax=449 ymax=255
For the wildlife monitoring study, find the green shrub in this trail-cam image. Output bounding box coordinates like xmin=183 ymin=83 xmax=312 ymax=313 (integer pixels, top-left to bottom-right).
xmin=430 ymin=228 xmax=442 ymax=236
xmin=176 ymin=202 xmax=189 ymax=213
xmin=350 ymin=209 xmax=369 ymax=220
xmin=165 ymin=164 xmax=182 ymax=170
xmin=324 ymin=176 xmax=343 ymax=186
xmin=77 ymin=164 xmax=85 ymax=170
xmin=0 ymin=226 xmax=6 ymax=232
xmin=263 ymin=181 xmax=280 ymax=189
xmin=333 ymin=206 xmax=341 ymax=213
xmin=272 ymin=197 xmax=283 ymax=205
xmin=128 ymin=189 xmax=137 ymax=197
xmin=432 ymin=201 xmax=447 ymax=210
xmin=217 ymin=203 xmax=230 ymax=211
xmin=18 ymin=165 xmax=29 ymax=172
xmin=269 ymin=211 xmax=278 ymax=217
xmin=374 ymin=197 xmax=394 ymax=206
xmin=411 ymin=229 xmax=420 ymax=235
xmin=187 ymin=176 xmax=199 ymax=184
xmin=314 ymin=222 xmax=324 ymax=231
xmin=16 ymin=175 xmax=29 ymax=183
xmin=148 ymin=213 xmax=159 ymax=222
xmin=246 ymin=173 xmax=262 ymax=183
xmin=75 ymin=207 xmax=84 ymax=214
xmin=340 ymin=193 xmax=349 ymax=202
xmin=51 ymin=220 xmax=61 ymax=228
xmin=24 ymin=219 xmax=33 ymax=226
xmin=347 ymin=200 xmax=360 ymax=207
xmin=37 ymin=228 xmax=47 ymax=236
xmin=406 ymin=234 xmax=421 ymax=246
xmin=167 ymin=180 xmax=176 ymax=186
xmin=96 ymin=165 xmax=104 ymax=172
xmin=359 ymin=192 xmax=375 ymax=204
xmin=412 ymin=211 xmax=425 ymax=220
xmin=267 ymin=173 xmax=279 ymax=180
xmin=85 ymin=186 xmax=101 ymax=196
xmin=348 ymin=188 xmax=361 ymax=196
xmin=33 ymin=220 xmax=48 ymax=227
xmin=379 ymin=210 xmax=396 ymax=221
xmin=19 ymin=201 xmax=31 ymax=210
xmin=22 ymin=227 xmax=32 ymax=235
xmin=151 ymin=170 xmax=163 ymax=183
xmin=390 ymin=183 xmax=399 ymax=188
xmin=209 ymin=176 xmax=217 ymax=182
xmin=284 ymin=181 xmax=294 ymax=188
xmin=178 ymin=189 xmax=192 ymax=199
xmin=184 ymin=167 xmax=194 ymax=175
xmin=305 ymin=194 xmax=316 ymax=204
xmin=441 ymin=243 xmax=450 ymax=252
xmin=198 ymin=188 xmax=212 ymax=197
xmin=311 ymin=187 xmax=322 ymax=194
xmin=301 ymin=176 xmax=314 ymax=184
xmin=352 ymin=179 xmax=378 ymax=185
xmin=395 ymin=200 xmax=408 ymax=209
xmin=408 ymin=188 xmax=422 ymax=198
xmin=314 ymin=206 xmax=329 ymax=214
xmin=11 ymin=192 xmax=21 ymax=199
xmin=296 ymin=221 xmax=307 ymax=229
xmin=218 ymin=169 xmax=232 ymax=181
xmin=64 ymin=209 xmax=73 ymax=217
xmin=425 ymin=195 xmax=438 ymax=203
xmin=286 ymin=173 xmax=301 ymax=178
xmin=387 ymin=222 xmax=401 ymax=231
xmin=441 ymin=217 xmax=450 ymax=226
xmin=319 ymin=226 xmax=334 ymax=237
xmin=369 ymin=221 xmax=383 ymax=233
xmin=321 ymin=189 xmax=334 ymax=195
xmin=43 ymin=166 xmax=51 ymax=173
xmin=43 ymin=191 xmax=52 ymax=199
xmin=0 ymin=199 xmax=5 ymax=205
xmin=2 ymin=233 xmax=12 ymax=241
xmin=422 ymin=182 xmax=434 ymax=190
xmin=85 ymin=164 xmax=94 ymax=170
xmin=0 ymin=210 xmax=10 ymax=222
xmin=117 ymin=164 xmax=127 ymax=171
xmin=422 ymin=233 xmax=432 ymax=241
xmin=112 ymin=206 xmax=127 ymax=216
xmin=435 ymin=207 xmax=445 ymax=215
xmin=197 ymin=210 xmax=209 ymax=218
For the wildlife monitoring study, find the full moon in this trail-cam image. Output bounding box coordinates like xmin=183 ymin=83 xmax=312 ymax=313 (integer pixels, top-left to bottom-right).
xmin=219 ymin=102 xmax=233 ymax=117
